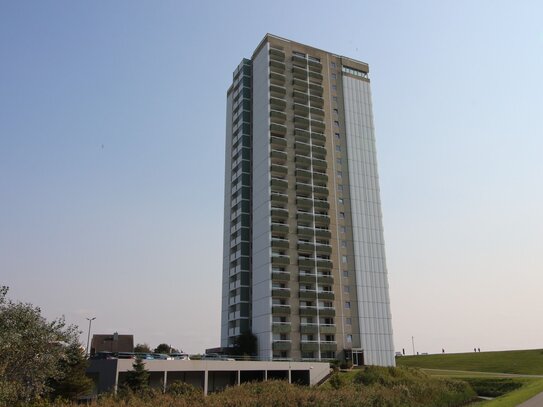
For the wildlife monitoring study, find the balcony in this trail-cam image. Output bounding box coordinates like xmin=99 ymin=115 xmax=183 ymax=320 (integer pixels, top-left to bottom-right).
xmin=299 ymin=273 xmax=317 ymax=284
xmin=296 ymin=197 xmax=312 ymax=209
xmin=314 ymin=214 xmax=329 ymax=225
xmin=310 ymin=106 xmax=324 ymax=118
xmin=269 ymin=72 xmax=286 ymax=86
xmin=271 ymin=193 xmax=288 ymax=205
xmin=271 ymin=305 xmax=291 ymax=315
xmin=317 ymin=274 xmax=334 ymax=285
xmin=293 ymin=103 xmax=310 ymax=115
xmin=294 ymin=116 xmax=310 ymax=129
xmin=312 ymin=158 xmax=327 ymax=170
xmin=272 ymin=340 xmax=291 ymax=351
xmin=308 ymin=70 xmax=323 ymax=81
xmin=295 ymin=169 xmax=311 ymax=181
xmin=299 ymin=289 xmax=317 ymax=300
xmin=270 ymin=84 xmax=286 ymax=99
xmin=299 ymin=306 xmax=318 ymax=316
xmin=298 ymin=258 xmax=314 ymax=268
xmin=300 ymin=324 xmax=319 ymax=334
xmin=297 ymin=241 xmax=314 ymax=253
xmin=270 ymin=136 xmax=287 ymax=150
xmin=270 ymin=123 xmax=287 ymax=136
xmin=292 ymin=66 xmax=308 ymax=80
xmin=271 ymin=237 xmax=289 ymax=249
xmin=297 ymin=227 xmax=314 ymax=239
xmin=269 ymin=48 xmax=285 ymax=60
xmin=315 ymin=244 xmax=332 ymax=255
xmin=315 ymin=229 xmax=331 ymax=239
xmin=271 ymin=223 xmax=289 ymax=234
xmin=320 ymin=342 xmax=337 ymax=352
xmin=319 ymin=324 xmax=336 ymax=334
xmin=309 ymin=83 xmax=323 ymax=96
xmin=272 ymin=288 xmax=291 ymax=299
xmin=294 ymin=141 xmax=311 ymax=154
xmin=295 ymin=155 xmax=311 ymax=169
xmin=313 ymin=185 xmax=328 ymax=198
xmin=292 ymin=78 xmax=308 ymax=92
xmin=312 ymin=145 xmax=327 ymax=157
xmin=271 ymin=208 xmax=288 ymax=221
xmin=270 ymin=150 xmax=287 ymax=164
xmin=270 ymin=97 xmax=286 ymax=111
xmin=300 ymin=342 xmax=319 ymax=352
xmin=317 ymin=290 xmax=335 ymax=300
xmin=271 ymin=271 xmax=290 ymax=282
xmin=312 ymin=172 xmax=328 ymax=183
xmin=295 ymin=182 xmax=312 ymax=195
xmin=293 ymin=91 xmax=309 ymax=104
xmin=318 ymin=307 xmax=335 ymax=317
xmin=292 ymin=54 xmax=307 ymax=67
xmin=272 ymin=322 xmax=291 ymax=334
xmin=294 ymin=128 xmax=310 ymax=143
xmin=271 ymin=255 xmax=289 ymax=267
xmin=270 ymin=59 xmax=286 ymax=72
xmin=270 ymin=178 xmax=288 ymax=193
xmin=311 ymin=119 xmax=325 ymax=132
xmin=296 ymin=212 xmax=313 ymax=223
xmin=270 ymin=111 xmax=287 ymax=126
xmin=270 ymin=164 xmax=287 ymax=177
xmin=309 ymin=94 xmax=324 ymax=108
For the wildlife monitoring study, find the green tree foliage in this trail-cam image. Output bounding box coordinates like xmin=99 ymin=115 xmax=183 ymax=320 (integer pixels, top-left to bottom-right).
xmin=231 ymin=331 xmax=257 ymax=357
xmin=49 ymin=343 xmax=93 ymax=401
xmin=154 ymin=343 xmax=171 ymax=354
xmin=134 ymin=343 xmax=152 ymax=353
xmin=0 ymin=286 xmax=82 ymax=405
xmin=123 ymin=358 xmax=150 ymax=393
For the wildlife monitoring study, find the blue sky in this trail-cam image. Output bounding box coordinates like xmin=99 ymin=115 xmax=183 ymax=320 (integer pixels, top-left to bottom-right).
xmin=1 ymin=0 xmax=542 ymax=354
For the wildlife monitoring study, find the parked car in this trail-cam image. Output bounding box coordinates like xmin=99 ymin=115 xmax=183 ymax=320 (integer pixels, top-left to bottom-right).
xmin=91 ymin=351 xmax=116 ymax=360
xmin=202 ymin=353 xmax=235 ymax=361
xmin=171 ymin=352 xmax=190 ymax=360
xmin=116 ymin=352 xmax=135 ymax=359
xmin=136 ymin=353 xmax=155 ymax=360
xmin=152 ymin=353 xmax=173 ymax=360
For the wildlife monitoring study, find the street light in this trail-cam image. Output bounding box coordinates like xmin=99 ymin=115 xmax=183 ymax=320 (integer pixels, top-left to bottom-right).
xmin=86 ymin=317 xmax=96 ymax=357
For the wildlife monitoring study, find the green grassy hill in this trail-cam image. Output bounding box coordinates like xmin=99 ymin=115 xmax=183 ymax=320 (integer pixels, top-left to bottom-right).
xmin=396 ymin=349 xmax=543 ymax=375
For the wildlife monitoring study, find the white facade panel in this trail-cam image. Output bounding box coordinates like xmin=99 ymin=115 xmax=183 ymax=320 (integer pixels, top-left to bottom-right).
xmin=342 ymin=75 xmax=395 ymax=367
xmin=251 ymin=43 xmax=272 ymax=359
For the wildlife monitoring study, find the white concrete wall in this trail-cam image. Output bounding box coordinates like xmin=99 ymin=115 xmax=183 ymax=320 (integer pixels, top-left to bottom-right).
xmin=342 ymin=76 xmax=395 ymax=367
xmin=251 ymin=43 xmax=272 ymax=359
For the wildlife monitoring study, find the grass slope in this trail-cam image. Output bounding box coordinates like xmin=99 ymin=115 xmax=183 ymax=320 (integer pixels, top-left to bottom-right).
xmin=396 ymin=349 xmax=543 ymax=375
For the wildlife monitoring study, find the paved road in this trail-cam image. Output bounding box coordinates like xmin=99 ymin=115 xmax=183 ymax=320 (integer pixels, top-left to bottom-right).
xmin=518 ymin=391 xmax=543 ymax=406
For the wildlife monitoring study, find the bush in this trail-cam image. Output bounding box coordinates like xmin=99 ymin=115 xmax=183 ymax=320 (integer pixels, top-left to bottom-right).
xmin=462 ymin=378 xmax=523 ymax=397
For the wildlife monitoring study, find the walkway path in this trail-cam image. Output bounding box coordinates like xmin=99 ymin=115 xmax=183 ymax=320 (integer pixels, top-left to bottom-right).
xmin=518 ymin=390 xmax=543 ymax=406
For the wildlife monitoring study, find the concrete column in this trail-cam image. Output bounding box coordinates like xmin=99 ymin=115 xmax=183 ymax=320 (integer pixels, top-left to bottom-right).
xmin=163 ymin=371 xmax=167 ymax=393
xmin=237 ymin=370 xmax=241 ymax=385
xmin=204 ymin=369 xmax=208 ymax=396
xmin=264 ymin=370 xmax=268 ymax=381
xmin=288 ymin=367 xmax=291 ymax=384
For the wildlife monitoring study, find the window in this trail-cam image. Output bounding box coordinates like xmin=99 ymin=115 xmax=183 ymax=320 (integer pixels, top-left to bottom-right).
xmin=339 ymin=212 xmax=345 ymax=219
xmin=346 ymin=317 xmax=352 ymax=325
xmin=338 ymin=198 xmax=344 ymax=205
xmin=338 ymin=185 xmax=343 ymax=192
xmin=333 ymin=96 xmax=338 ymax=103
xmin=343 ymin=270 xmax=349 ymax=277
xmin=331 ymin=62 xmax=336 ymax=68
xmin=335 ymin=132 xmax=340 ymax=139
xmin=344 ymin=285 xmax=350 ymax=293
xmin=340 ymin=226 xmax=346 ymax=233
xmin=332 ymin=84 xmax=337 ymax=91
xmin=341 ymin=240 xmax=347 ymax=248
xmin=336 ymin=158 xmax=342 ymax=165
xmin=342 ymin=255 xmax=348 ymax=263
xmin=336 ymin=144 xmax=341 ymax=152
xmin=334 ymin=120 xmax=340 ymax=127
xmin=347 ymin=334 xmax=353 ymax=343
xmin=345 ymin=301 xmax=351 ymax=309
xmin=337 ymin=171 xmax=342 ymax=178
xmin=331 ymin=73 xmax=336 ymax=80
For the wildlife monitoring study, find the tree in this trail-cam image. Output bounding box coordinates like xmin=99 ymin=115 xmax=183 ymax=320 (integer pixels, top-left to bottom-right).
xmin=49 ymin=343 xmax=93 ymax=401
xmin=123 ymin=358 xmax=150 ymax=393
xmin=0 ymin=286 xmax=81 ymax=404
xmin=232 ymin=331 xmax=257 ymax=357
xmin=134 ymin=343 xmax=152 ymax=353
xmin=154 ymin=343 xmax=172 ymax=354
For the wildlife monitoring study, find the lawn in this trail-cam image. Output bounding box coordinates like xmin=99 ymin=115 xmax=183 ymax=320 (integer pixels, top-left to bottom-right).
xmin=396 ymin=349 xmax=543 ymax=375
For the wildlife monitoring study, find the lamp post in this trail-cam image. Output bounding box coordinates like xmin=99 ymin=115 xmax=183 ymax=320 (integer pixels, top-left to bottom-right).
xmin=411 ymin=336 xmax=416 ymax=356
xmin=86 ymin=317 xmax=96 ymax=357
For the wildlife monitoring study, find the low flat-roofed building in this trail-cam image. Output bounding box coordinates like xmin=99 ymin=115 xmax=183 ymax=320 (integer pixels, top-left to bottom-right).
xmin=87 ymin=359 xmax=330 ymax=395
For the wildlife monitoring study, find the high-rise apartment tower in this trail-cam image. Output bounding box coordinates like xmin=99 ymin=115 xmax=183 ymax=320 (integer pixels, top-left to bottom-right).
xmin=221 ymin=34 xmax=394 ymax=366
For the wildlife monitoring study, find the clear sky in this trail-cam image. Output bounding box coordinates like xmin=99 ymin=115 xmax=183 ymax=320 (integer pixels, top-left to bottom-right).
xmin=1 ymin=0 xmax=542 ymax=355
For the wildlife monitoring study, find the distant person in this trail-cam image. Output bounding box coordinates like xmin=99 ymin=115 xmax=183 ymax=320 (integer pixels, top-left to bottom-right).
xmin=478 ymin=348 xmax=480 ymax=352
xmin=474 ymin=348 xmax=477 ymax=352
xmin=442 ymin=348 xmax=445 ymax=353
